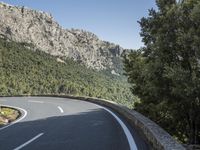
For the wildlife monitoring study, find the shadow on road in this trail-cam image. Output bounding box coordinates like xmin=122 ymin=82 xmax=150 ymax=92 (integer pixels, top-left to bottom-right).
xmin=0 ymin=108 xmax=149 ymax=150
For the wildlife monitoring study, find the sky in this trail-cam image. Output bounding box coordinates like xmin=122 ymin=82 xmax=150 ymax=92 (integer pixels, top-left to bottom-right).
xmin=1 ymin=0 xmax=156 ymax=49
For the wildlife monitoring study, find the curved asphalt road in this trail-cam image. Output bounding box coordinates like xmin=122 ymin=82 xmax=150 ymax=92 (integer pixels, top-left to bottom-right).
xmin=0 ymin=97 xmax=149 ymax=150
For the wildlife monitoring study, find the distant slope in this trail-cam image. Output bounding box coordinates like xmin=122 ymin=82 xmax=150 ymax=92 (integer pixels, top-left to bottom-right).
xmin=0 ymin=2 xmax=127 ymax=73
xmin=0 ymin=38 xmax=136 ymax=108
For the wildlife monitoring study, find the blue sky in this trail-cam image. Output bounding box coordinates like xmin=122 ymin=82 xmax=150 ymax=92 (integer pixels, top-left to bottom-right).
xmin=1 ymin=0 xmax=156 ymax=49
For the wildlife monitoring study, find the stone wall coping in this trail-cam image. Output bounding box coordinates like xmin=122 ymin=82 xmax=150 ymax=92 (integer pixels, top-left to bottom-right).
xmin=0 ymin=95 xmax=186 ymax=150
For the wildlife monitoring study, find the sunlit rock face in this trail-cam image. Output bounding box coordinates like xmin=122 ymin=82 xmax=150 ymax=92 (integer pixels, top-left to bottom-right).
xmin=0 ymin=2 xmax=126 ymax=72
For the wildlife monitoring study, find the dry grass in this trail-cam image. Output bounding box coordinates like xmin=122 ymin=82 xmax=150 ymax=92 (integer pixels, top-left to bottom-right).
xmin=0 ymin=107 xmax=19 ymax=125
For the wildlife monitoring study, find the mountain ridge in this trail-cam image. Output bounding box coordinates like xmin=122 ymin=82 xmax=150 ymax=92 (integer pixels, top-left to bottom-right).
xmin=0 ymin=37 xmax=136 ymax=107
xmin=0 ymin=2 xmax=128 ymax=72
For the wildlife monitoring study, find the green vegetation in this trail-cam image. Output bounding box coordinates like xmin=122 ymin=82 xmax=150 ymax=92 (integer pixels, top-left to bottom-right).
xmin=0 ymin=107 xmax=19 ymax=125
xmin=0 ymin=38 xmax=136 ymax=108
xmin=124 ymin=0 xmax=200 ymax=144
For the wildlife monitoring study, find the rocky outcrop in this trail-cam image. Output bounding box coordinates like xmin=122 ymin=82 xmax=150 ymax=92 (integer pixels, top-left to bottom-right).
xmin=0 ymin=2 xmax=125 ymax=71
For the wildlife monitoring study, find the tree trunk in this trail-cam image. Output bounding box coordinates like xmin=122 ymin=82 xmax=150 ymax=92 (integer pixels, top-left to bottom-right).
xmin=188 ymin=118 xmax=195 ymax=144
xmin=188 ymin=105 xmax=200 ymax=144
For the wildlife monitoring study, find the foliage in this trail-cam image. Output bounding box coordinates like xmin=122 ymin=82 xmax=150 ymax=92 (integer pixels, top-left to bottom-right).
xmin=124 ymin=0 xmax=200 ymax=144
xmin=0 ymin=107 xmax=19 ymax=125
xmin=0 ymin=38 xmax=137 ymax=108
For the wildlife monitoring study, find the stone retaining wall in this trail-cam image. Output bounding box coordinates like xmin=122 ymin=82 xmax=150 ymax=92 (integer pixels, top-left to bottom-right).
xmin=1 ymin=95 xmax=186 ymax=150
xmin=60 ymin=95 xmax=185 ymax=150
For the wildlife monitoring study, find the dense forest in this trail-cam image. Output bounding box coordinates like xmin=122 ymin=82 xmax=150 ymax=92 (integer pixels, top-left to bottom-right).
xmin=0 ymin=38 xmax=137 ymax=108
xmin=124 ymin=0 xmax=200 ymax=145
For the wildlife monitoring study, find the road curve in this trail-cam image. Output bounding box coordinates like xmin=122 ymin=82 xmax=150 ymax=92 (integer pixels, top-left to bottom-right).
xmin=0 ymin=97 xmax=149 ymax=150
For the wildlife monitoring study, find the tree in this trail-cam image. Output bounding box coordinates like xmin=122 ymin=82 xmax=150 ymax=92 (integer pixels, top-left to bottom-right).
xmin=124 ymin=0 xmax=200 ymax=144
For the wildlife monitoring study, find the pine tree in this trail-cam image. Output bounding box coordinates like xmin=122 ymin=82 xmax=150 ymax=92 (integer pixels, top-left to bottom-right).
xmin=124 ymin=0 xmax=200 ymax=144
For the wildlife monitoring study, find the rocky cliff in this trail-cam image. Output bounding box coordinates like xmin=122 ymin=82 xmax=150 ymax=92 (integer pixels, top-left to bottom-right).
xmin=0 ymin=2 xmax=126 ymax=72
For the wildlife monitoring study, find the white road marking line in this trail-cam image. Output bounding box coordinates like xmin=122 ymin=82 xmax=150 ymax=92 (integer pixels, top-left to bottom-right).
xmin=95 ymin=104 xmax=138 ymax=150
xmin=13 ymin=133 xmax=44 ymax=150
xmin=0 ymin=105 xmax=27 ymax=131
xmin=58 ymin=106 xmax=64 ymax=113
xmin=28 ymin=100 xmax=44 ymax=103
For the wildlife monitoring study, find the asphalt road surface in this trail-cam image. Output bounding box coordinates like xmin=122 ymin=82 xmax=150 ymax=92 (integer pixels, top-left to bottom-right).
xmin=0 ymin=97 xmax=149 ymax=150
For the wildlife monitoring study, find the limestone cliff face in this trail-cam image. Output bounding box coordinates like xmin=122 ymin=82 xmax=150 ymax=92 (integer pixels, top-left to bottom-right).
xmin=0 ymin=2 xmax=125 ymax=72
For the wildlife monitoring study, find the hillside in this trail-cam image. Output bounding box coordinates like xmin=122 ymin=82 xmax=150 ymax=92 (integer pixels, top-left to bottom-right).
xmin=0 ymin=2 xmax=127 ymax=73
xmin=0 ymin=38 xmax=136 ymax=108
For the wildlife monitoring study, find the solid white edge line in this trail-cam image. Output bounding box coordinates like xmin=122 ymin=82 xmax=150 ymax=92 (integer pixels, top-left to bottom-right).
xmin=13 ymin=133 xmax=44 ymax=150
xmin=94 ymin=104 xmax=138 ymax=150
xmin=28 ymin=100 xmax=44 ymax=103
xmin=0 ymin=105 xmax=27 ymax=131
xmin=58 ymin=106 xmax=64 ymax=113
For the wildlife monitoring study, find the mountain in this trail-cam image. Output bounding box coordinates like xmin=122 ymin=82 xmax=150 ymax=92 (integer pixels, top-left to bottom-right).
xmin=0 ymin=2 xmax=137 ymax=107
xmin=0 ymin=38 xmax=136 ymax=108
xmin=0 ymin=2 xmax=127 ymax=73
